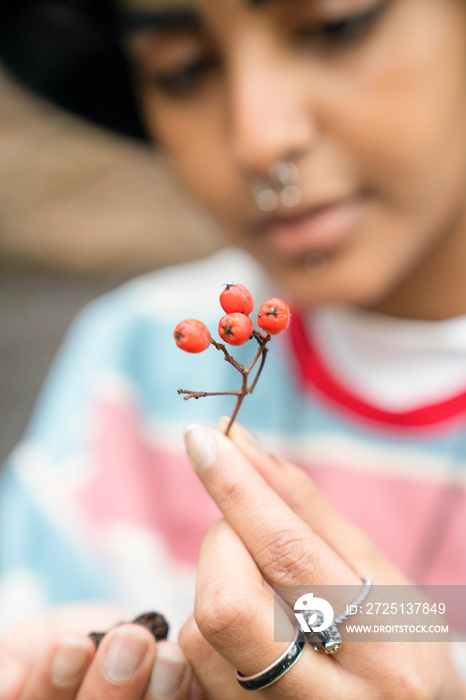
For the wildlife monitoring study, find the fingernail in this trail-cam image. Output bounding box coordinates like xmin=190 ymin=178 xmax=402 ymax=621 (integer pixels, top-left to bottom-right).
xmin=51 ymin=635 xmax=90 ymax=687
xmin=149 ymin=643 xmax=188 ymax=699
xmin=103 ymin=628 xmax=148 ymax=683
xmin=185 ymin=425 xmax=217 ymax=472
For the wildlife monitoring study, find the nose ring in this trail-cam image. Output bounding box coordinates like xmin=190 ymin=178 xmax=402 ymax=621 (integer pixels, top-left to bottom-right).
xmin=252 ymin=160 xmax=302 ymax=212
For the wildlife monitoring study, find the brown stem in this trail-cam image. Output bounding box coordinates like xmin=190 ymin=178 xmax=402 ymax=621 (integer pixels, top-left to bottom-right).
xmin=252 ymin=329 xmax=268 ymax=344
xmin=177 ymin=331 xmax=272 ymax=435
xmin=225 ymin=393 xmax=246 ymax=436
xmin=245 ymin=334 xmax=270 ymax=375
xmin=210 ymin=339 xmax=245 ymax=372
xmin=178 ymin=389 xmax=241 ymax=400
xmin=247 ymin=346 xmax=269 ymax=394
xmin=224 ymin=335 xmax=269 ymax=434
xmin=252 ymin=331 xmax=261 ymax=343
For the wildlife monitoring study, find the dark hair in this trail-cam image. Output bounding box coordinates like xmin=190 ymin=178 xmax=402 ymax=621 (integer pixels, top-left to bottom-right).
xmin=0 ymin=0 xmax=147 ymax=139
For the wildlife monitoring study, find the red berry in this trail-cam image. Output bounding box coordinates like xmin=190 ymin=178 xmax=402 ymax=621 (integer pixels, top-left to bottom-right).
xmin=218 ymin=313 xmax=254 ymax=346
xmin=220 ymin=284 xmax=254 ymax=316
xmin=257 ymin=298 xmax=290 ymax=335
xmin=174 ymin=319 xmax=211 ymax=353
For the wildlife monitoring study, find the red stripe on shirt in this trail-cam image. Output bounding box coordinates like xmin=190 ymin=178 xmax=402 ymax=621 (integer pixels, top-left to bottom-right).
xmin=289 ymin=313 xmax=466 ymax=428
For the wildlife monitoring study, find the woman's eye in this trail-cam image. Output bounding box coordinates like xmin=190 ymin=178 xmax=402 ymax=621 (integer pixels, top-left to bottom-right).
xmin=297 ymin=1 xmax=387 ymax=47
xmin=149 ymin=56 xmax=219 ymax=96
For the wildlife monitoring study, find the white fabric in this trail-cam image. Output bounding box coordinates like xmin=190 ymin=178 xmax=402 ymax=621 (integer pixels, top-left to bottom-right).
xmin=309 ymin=306 xmax=466 ymax=411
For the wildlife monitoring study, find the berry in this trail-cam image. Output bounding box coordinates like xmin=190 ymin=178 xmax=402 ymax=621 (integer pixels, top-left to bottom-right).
xmin=218 ymin=313 xmax=254 ymax=346
xmin=174 ymin=319 xmax=211 ymax=353
xmin=257 ymin=298 xmax=290 ymax=335
xmin=220 ymin=284 xmax=254 ymax=316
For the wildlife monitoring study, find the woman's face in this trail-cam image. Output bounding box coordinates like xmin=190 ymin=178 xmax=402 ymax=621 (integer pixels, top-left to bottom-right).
xmin=122 ymin=0 xmax=466 ymax=311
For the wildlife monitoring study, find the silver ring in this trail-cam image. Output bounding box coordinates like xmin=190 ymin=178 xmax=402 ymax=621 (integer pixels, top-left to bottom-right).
xmin=235 ymin=628 xmax=306 ymax=691
xmin=252 ymin=160 xmax=302 ymax=212
xmin=303 ymin=577 xmax=373 ymax=654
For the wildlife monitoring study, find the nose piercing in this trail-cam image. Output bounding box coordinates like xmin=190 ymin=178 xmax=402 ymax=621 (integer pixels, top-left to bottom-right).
xmin=252 ymin=160 xmax=302 ymax=212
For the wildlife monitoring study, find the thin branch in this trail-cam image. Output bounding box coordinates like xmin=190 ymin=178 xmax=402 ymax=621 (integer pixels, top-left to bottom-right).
xmin=247 ymin=346 xmax=269 ymax=394
xmin=210 ymin=339 xmax=244 ymax=372
xmin=178 ymin=330 xmax=272 ymax=434
xmin=225 ymin=394 xmax=246 ymax=436
xmin=244 ymin=334 xmax=270 ymax=375
xmin=252 ymin=330 xmax=268 ymax=344
xmin=178 ymin=389 xmax=241 ymax=400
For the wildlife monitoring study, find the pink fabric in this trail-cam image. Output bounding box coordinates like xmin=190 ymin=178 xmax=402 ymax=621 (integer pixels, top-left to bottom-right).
xmin=76 ymin=396 xmax=466 ymax=587
xmin=75 ymin=398 xmax=221 ymax=564
xmin=299 ymin=460 xmax=466 ymax=585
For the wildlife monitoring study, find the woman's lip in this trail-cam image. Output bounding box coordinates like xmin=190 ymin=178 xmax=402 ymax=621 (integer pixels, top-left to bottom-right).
xmin=250 ymin=196 xmax=364 ymax=260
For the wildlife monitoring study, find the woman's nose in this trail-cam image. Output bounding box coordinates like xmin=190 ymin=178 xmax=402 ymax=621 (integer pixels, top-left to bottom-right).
xmin=228 ymin=45 xmax=317 ymax=176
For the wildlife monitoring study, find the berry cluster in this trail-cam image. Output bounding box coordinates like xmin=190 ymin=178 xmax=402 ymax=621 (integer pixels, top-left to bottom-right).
xmin=174 ymin=283 xmax=290 ymax=435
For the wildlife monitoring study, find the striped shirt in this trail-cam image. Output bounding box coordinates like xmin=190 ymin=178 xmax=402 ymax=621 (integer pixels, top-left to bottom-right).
xmin=1 ymin=248 xmax=465 ymax=641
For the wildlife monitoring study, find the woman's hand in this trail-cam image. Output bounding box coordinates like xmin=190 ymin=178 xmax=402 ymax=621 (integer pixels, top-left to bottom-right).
xmin=0 ymin=606 xmax=195 ymax=700
xmin=179 ymin=421 xmax=465 ymax=699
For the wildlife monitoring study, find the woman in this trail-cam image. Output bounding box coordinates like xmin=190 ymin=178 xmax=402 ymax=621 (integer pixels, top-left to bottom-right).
xmin=1 ymin=0 xmax=466 ymax=697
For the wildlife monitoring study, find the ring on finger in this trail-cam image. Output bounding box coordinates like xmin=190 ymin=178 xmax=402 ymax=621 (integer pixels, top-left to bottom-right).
xmin=235 ymin=628 xmax=306 ymax=691
xmin=302 ymin=577 xmax=373 ymax=654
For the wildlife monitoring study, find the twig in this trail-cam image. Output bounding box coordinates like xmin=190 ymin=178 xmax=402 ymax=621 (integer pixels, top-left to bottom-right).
xmin=178 ymin=389 xmax=241 ymax=400
xmin=247 ymin=346 xmax=269 ymax=394
xmin=210 ymin=339 xmax=245 ymax=372
xmin=177 ymin=333 xmax=271 ymax=435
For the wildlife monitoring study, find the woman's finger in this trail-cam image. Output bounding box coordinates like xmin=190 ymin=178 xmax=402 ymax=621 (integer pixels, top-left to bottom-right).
xmin=0 ymin=647 xmax=26 ymax=700
xmin=184 ymin=424 xmax=439 ymax=686
xmin=1 ymin=605 xmax=130 ymax=670
xmin=77 ymin=625 xmax=191 ymax=700
xmin=2 ymin=612 xmax=192 ymax=700
xmin=18 ymin=634 xmax=95 ymax=700
xmin=214 ymin=423 xmax=452 ymax=695
xmin=179 ymin=617 xmax=242 ymax=700
xmin=185 ymin=424 xmax=362 ymax=589
xmin=187 ymin=519 xmax=346 ymax=700
xmin=188 ymin=518 xmax=444 ymax=699
xmin=146 ymin=641 xmax=193 ymax=700
xmin=225 ymin=420 xmax=407 ymax=584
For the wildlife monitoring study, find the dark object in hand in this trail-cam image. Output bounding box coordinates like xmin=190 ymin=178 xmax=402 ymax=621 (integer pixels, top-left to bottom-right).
xmin=89 ymin=611 xmax=169 ymax=648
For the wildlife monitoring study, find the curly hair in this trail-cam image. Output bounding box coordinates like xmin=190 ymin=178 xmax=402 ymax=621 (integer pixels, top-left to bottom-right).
xmin=0 ymin=0 xmax=147 ymax=139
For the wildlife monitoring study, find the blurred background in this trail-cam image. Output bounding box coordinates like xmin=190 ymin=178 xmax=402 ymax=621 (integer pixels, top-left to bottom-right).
xmin=0 ymin=68 xmax=225 ymax=463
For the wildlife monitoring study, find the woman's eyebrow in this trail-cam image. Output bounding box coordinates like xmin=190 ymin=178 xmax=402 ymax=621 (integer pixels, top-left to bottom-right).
xmin=119 ymin=6 xmax=202 ymax=35
xmin=119 ymin=0 xmax=297 ymax=35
